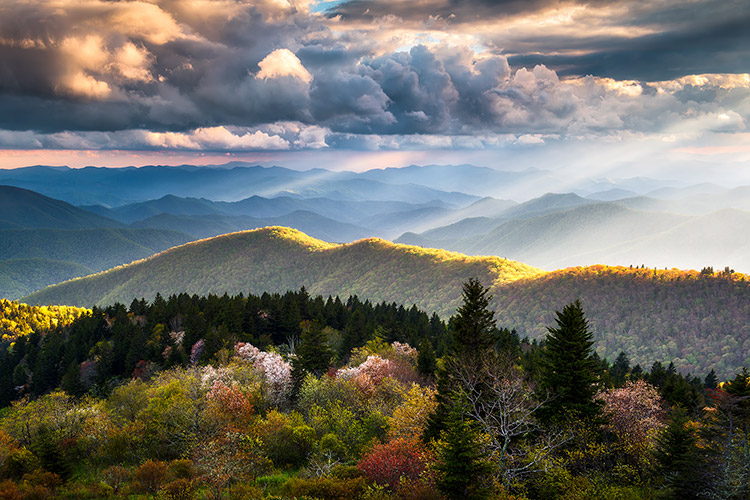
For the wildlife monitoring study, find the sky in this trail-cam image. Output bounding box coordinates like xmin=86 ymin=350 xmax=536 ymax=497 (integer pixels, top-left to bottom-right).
xmin=0 ymin=0 xmax=748 ymax=179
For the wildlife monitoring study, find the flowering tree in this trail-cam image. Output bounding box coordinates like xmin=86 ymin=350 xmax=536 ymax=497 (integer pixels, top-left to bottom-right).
xmin=357 ymin=437 xmax=432 ymax=490
xmin=235 ymin=343 xmax=292 ymax=408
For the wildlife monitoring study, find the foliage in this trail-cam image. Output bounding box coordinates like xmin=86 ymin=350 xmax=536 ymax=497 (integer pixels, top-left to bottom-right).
xmin=0 ymin=300 xmax=87 ymax=343
xmin=434 ymin=393 xmax=494 ymax=500
xmin=654 ymin=406 xmax=704 ymax=499
xmin=357 ymin=437 xmax=432 ymax=490
xmin=538 ymin=300 xmax=604 ymax=424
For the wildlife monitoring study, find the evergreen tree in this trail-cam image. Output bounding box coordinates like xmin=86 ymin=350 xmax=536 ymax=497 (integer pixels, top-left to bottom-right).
xmin=704 ymin=369 xmax=718 ymax=390
xmin=425 ymin=278 xmax=498 ymax=440
xmin=292 ymin=322 xmax=333 ymax=378
xmin=435 ymin=393 xmax=493 ymax=500
xmin=417 ymin=338 xmax=437 ymax=377
xmin=538 ymin=300 xmax=603 ymax=424
xmin=449 ymin=278 xmax=497 ymax=357
xmin=655 ymin=406 xmax=704 ymax=499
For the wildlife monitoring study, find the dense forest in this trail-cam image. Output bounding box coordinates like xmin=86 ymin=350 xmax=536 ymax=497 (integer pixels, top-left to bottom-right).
xmin=0 ymin=283 xmax=745 ymax=499
xmin=23 ymin=227 xmax=750 ymax=378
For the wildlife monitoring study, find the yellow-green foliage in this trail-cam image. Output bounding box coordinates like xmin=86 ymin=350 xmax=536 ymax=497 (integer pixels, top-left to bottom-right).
xmin=493 ymin=264 xmax=750 ymax=377
xmin=0 ymin=299 xmax=88 ymax=342
xmin=24 ymin=226 xmax=542 ymax=316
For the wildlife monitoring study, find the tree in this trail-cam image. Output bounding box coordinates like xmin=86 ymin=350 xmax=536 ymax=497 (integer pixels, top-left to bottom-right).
xmin=416 ymin=338 xmax=437 ymax=377
xmin=434 ymin=393 xmax=494 ymax=500
xmin=538 ymin=300 xmax=603 ymax=424
xmin=654 ymin=406 xmax=705 ymax=499
xmin=425 ymin=278 xmax=499 ymax=440
xmin=292 ymin=321 xmax=333 ymax=378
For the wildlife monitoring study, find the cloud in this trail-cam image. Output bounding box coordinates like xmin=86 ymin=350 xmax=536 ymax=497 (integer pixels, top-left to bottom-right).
xmin=256 ymin=48 xmax=313 ymax=83
xmin=0 ymin=0 xmax=746 ymax=153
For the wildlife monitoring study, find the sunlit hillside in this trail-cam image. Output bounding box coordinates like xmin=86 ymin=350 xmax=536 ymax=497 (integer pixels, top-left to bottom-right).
xmin=493 ymin=265 xmax=750 ymax=376
xmin=0 ymin=299 xmax=89 ymax=342
xmin=24 ymin=226 xmax=542 ymax=316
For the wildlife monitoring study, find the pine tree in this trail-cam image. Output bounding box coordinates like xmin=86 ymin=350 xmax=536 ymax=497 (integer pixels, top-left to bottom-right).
xmin=435 ymin=393 xmax=493 ymax=500
xmin=425 ymin=278 xmax=498 ymax=440
xmin=417 ymin=338 xmax=437 ymax=377
xmin=292 ymin=322 xmax=333 ymax=377
xmin=655 ymin=406 xmax=704 ymax=499
xmin=538 ymin=300 xmax=603 ymax=424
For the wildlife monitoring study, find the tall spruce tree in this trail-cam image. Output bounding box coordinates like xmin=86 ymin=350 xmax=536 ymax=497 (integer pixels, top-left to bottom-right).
xmin=655 ymin=406 xmax=705 ymax=499
xmin=538 ymin=300 xmax=603 ymax=424
xmin=425 ymin=278 xmax=498 ymax=440
xmin=435 ymin=392 xmax=494 ymax=500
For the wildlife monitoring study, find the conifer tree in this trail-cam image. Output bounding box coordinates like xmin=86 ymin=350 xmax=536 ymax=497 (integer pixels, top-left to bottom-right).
xmin=417 ymin=338 xmax=437 ymax=376
xmin=425 ymin=278 xmax=498 ymax=440
xmin=538 ymin=300 xmax=603 ymax=424
xmin=655 ymin=406 xmax=704 ymax=499
xmin=435 ymin=393 xmax=493 ymax=500
xmin=293 ymin=322 xmax=333 ymax=378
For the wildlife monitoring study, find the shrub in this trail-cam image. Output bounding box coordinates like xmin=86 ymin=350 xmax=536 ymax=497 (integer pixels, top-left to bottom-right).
xmin=283 ymin=476 xmax=368 ymax=500
xmin=357 ymin=438 xmax=431 ymax=490
xmin=101 ymin=465 xmax=130 ymax=494
xmin=160 ymin=478 xmax=196 ymax=500
xmin=135 ymin=459 xmax=169 ymax=494
xmin=2 ymin=449 xmax=39 ymax=480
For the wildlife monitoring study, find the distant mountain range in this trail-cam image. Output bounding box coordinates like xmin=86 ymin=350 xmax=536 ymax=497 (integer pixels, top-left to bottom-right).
xmin=23 ymin=227 xmax=750 ymax=378
xmin=0 ymin=186 xmax=193 ymax=298
xmin=398 ymin=193 xmax=750 ymax=272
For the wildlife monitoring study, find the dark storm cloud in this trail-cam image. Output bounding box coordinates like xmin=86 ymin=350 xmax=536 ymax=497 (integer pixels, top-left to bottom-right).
xmin=507 ymin=17 xmax=750 ymax=81
xmin=330 ymin=0 xmax=749 ymax=82
xmin=0 ymin=0 xmax=746 ymax=151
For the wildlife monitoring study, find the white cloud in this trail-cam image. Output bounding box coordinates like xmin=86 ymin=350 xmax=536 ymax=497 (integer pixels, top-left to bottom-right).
xmin=256 ymin=49 xmax=313 ymax=83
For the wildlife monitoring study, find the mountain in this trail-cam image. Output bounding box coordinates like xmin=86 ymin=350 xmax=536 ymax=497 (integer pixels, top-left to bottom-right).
xmin=0 ymin=228 xmax=194 ymax=299
xmin=22 ymin=227 xmax=750 ymax=376
xmin=492 ymin=265 xmax=750 ymax=377
xmin=0 ymin=185 xmax=123 ymax=229
xmin=24 ymin=227 xmax=542 ymax=316
xmin=0 ymin=259 xmax=94 ymax=300
xmin=398 ymin=197 xmax=750 ymax=272
xmin=132 ymin=211 xmax=371 ymax=242
xmin=0 ymin=164 xmax=479 ymax=206
xmin=585 ymin=188 xmax=639 ymax=201
xmin=82 ymin=195 xmax=225 ymax=223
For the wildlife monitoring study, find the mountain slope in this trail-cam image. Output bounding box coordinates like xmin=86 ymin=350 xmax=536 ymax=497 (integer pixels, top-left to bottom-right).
xmin=0 ymin=228 xmax=194 ymax=299
xmin=22 ymin=227 xmax=750 ymax=376
xmin=493 ymin=265 xmax=750 ymax=377
xmin=131 ymin=211 xmax=371 ymax=242
xmin=0 ymin=185 xmax=123 ymax=229
xmin=0 ymin=259 xmax=93 ymax=300
xmin=24 ymin=227 xmax=541 ymax=316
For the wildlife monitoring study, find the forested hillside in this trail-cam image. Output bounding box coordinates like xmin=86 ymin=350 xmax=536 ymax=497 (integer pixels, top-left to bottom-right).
xmin=25 ymin=227 xmax=540 ymax=316
xmin=0 ymin=299 xmax=87 ymax=342
xmin=24 ymin=227 xmax=750 ymax=377
xmin=493 ymin=265 xmax=750 ymax=377
xmin=0 ymin=284 xmax=737 ymax=500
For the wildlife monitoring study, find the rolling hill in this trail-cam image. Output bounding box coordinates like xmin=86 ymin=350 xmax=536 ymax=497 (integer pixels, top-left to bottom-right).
xmin=0 ymin=228 xmax=194 ymax=299
xmin=23 ymin=227 xmax=750 ymax=377
xmin=0 ymin=185 xmax=123 ymax=229
xmin=24 ymin=227 xmax=541 ymax=316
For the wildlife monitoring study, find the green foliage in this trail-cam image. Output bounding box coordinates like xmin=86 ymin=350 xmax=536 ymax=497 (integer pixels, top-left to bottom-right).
xmin=24 ymin=227 xmax=540 ymax=317
xmin=654 ymin=407 xmax=705 ymax=499
xmin=538 ymin=300 xmax=604 ymax=424
xmin=282 ymin=475 xmax=369 ymax=500
xmin=426 ymin=278 xmax=499 ymax=440
xmin=434 ymin=393 xmax=494 ymax=500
